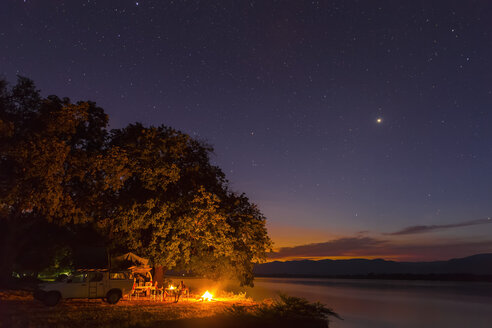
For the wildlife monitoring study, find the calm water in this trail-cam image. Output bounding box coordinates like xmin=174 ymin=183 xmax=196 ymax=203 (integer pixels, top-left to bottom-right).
xmin=241 ymin=278 xmax=492 ymax=328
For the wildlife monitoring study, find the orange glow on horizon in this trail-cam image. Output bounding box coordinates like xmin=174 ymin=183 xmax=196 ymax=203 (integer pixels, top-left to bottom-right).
xmin=266 ymin=254 xmax=415 ymax=262
xmin=267 ymin=225 xmax=341 ymax=248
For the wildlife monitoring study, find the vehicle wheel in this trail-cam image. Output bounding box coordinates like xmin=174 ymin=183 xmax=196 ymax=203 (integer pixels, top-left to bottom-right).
xmin=106 ymin=290 xmax=121 ymax=304
xmin=42 ymin=291 xmax=61 ymax=307
xmin=33 ymin=290 xmax=46 ymax=301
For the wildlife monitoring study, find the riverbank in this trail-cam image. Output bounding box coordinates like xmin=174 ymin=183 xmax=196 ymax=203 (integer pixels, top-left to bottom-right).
xmin=0 ymin=290 xmax=331 ymax=328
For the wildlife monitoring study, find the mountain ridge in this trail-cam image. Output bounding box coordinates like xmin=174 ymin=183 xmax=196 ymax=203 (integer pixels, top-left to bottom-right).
xmin=255 ymin=253 xmax=492 ymax=276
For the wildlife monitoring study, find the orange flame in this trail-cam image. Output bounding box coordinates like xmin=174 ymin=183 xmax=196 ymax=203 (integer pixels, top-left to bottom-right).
xmin=201 ymin=290 xmax=213 ymax=301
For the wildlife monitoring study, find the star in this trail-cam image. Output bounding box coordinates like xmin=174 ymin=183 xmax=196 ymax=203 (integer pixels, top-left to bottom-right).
xmin=376 ymin=117 xmax=383 ymax=124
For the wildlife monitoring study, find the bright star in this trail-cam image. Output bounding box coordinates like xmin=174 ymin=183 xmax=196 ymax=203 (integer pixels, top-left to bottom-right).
xmin=376 ymin=117 xmax=383 ymax=124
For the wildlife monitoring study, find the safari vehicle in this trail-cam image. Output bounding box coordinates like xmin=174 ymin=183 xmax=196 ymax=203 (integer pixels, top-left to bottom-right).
xmin=34 ymin=269 xmax=134 ymax=306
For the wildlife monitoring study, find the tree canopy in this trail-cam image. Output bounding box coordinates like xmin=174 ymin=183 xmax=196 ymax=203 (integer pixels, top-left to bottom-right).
xmin=0 ymin=77 xmax=271 ymax=286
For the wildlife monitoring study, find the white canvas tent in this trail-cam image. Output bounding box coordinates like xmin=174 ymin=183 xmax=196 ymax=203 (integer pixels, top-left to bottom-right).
xmin=111 ymin=252 xmax=152 ymax=276
xmin=112 ymin=252 xmax=150 ymax=267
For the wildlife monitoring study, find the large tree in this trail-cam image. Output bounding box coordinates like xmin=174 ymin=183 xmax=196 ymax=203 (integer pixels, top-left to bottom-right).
xmin=104 ymin=124 xmax=271 ymax=286
xmin=0 ymin=77 xmax=271 ymax=287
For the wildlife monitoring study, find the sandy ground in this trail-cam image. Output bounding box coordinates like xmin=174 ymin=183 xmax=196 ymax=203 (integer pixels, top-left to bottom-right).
xmin=0 ymin=290 xmax=259 ymax=328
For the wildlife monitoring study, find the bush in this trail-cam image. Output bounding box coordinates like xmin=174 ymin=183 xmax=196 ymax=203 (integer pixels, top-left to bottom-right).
xmin=225 ymin=294 xmax=341 ymax=326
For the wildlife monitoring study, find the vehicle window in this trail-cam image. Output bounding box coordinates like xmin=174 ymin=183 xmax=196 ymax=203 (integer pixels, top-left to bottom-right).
xmin=110 ymin=272 xmax=131 ymax=280
xmin=88 ymin=272 xmax=103 ymax=282
xmin=109 ymin=272 xmax=122 ymax=279
xmin=70 ymin=273 xmax=87 ymax=283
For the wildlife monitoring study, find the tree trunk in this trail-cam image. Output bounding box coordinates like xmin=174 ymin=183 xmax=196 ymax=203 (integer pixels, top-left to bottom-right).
xmin=153 ymin=265 xmax=166 ymax=288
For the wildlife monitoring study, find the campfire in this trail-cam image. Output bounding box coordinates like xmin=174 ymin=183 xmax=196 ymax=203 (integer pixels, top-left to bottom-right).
xmin=200 ymin=290 xmax=213 ymax=301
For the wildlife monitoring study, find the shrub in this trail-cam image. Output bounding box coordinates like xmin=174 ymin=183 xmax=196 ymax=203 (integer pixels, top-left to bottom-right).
xmin=225 ymin=294 xmax=341 ymax=326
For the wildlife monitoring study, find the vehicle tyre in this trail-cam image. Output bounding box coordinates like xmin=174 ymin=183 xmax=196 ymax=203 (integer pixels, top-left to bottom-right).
xmin=106 ymin=290 xmax=121 ymax=304
xmin=33 ymin=290 xmax=46 ymax=301
xmin=42 ymin=291 xmax=61 ymax=307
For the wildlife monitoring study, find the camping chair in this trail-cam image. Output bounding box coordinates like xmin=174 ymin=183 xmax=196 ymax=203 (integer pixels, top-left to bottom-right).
xmin=182 ymin=287 xmax=190 ymax=299
xmin=150 ymin=282 xmax=164 ymax=302
xmin=127 ymin=283 xmax=138 ymax=300
xmin=163 ymin=288 xmax=176 ymax=301
xmin=177 ymin=282 xmax=190 ymax=300
xmin=151 ymin=287 xmax=163 ymax=302
xmin=178 ymin=286 xmax=190 ymax=299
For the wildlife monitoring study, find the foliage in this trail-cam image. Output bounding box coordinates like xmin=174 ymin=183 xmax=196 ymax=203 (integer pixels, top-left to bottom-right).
xmin=103 ymin=123 xmax=271 ymax=286
xmin=0 ymin=77 xmax=271 ymax=287
xmin=225 ymin=294 xmax=341 ymax=325
xmin=0 ymin=77 xmax=123 ymax=284
xmin=257 ymin=294 xmax=341 ymax=321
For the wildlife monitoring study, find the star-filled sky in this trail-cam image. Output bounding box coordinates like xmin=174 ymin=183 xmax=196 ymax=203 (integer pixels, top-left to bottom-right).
xmin=2 ymin=0 xmax=492 ymax=261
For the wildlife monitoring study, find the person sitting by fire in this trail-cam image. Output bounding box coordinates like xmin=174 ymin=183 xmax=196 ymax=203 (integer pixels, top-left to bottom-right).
xmin=174 ymin=280 xmax=189 ymax=302
xmin=163 ymin=281 xmax=176 ymax=301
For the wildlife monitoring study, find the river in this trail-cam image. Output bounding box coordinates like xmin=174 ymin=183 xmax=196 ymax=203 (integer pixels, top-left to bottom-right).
xmin=182 ymin=277 xmax=492 ymax=327
xmin=244 ymin=277 xmax=492 ymax=328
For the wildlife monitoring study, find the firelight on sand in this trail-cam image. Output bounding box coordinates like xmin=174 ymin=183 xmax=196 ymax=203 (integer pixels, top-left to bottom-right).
xmin=201 ymin=291 xmax=213 ymax=301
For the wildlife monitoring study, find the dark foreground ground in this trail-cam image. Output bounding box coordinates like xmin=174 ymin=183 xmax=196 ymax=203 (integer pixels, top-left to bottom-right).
xmin=0 ymin=290 xmax=328 ymax=328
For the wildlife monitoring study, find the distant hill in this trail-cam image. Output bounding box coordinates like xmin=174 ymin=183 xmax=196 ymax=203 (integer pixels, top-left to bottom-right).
xmin=254 ymin=254 xmax=492 ymax=277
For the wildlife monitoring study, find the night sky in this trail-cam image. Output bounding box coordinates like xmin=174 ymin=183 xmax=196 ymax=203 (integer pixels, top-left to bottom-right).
xmin=2 ymin=0 xmax=492 ymax=261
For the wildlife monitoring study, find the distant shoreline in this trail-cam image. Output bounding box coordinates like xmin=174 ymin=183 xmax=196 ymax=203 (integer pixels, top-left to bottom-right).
xmin=255 ymin=273 xmax=492 ymax=282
